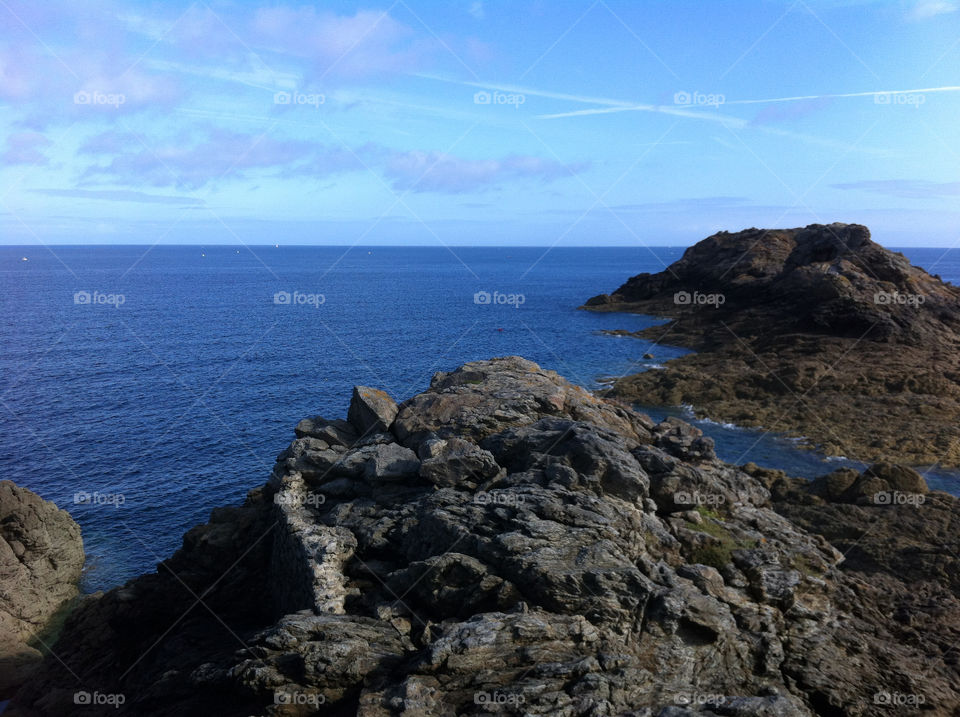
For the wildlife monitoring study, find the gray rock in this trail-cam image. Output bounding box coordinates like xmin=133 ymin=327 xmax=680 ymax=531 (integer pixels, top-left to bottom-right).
xmin=418 ymin=437 xmax=501 ymax=489
xmin=12 ymin=358 xmax=960 ymax=716
xmin=0 ymin=481 xmax=84 ymax=695
xmin=347 ymin=386 xmax=399 ymax=435
xmin=364 ymin=443 xmax=420 ymax=481
xmin=653 ymin=417 xmax=717 ymax=462
xmin=293 ymin=416 xmax=359 ymax=447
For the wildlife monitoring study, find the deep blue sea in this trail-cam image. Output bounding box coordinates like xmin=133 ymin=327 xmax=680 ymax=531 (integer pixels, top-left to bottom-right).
xmin=2 ymin=245 xmax=958 ymax=592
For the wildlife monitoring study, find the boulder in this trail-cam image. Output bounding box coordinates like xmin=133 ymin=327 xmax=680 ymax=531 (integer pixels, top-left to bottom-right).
xmin=363 ymin=443 xmax=420 ymax=481
xmin=417 ymin=437 xmax=501 ymax=489
xmin=347 ymin=386 xmax=398 ymax=435
xmin=293 ymin=416 xmax=358 ymax=447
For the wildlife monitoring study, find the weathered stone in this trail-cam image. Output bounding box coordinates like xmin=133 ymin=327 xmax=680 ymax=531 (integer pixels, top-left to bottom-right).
xmin=586 ymin=222 xmax=960 ymax=467
xmin=363 ymin=443 xmax=420 ymax=481
xmin=11 ymin=359 xmax=960 ymax=716
xmin=347 ymin=386 xmax=398 ymax=435
xmin=417 ymin=437 xmax=501 ymax=489
xmin=293 ymin=416 xmax=358 ymax=447
xmin=0 ymin=481 xmax=84 ymax=696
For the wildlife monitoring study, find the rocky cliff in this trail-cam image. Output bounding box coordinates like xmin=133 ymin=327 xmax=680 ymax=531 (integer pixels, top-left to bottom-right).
xmin=1 ymin=480 xmax=85 ymax=697
xmin=584 ymin=223 xmax=960 ymax=466
xmin=11 ymin=358 xmax=960 ymax=716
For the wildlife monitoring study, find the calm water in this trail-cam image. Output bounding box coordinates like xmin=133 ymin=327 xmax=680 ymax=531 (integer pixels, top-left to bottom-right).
xmin=2 ymin=245 xmax=958 ymax=591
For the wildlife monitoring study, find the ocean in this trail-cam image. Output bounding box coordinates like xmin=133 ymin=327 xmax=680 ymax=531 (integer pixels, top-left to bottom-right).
xmin=2 ymin=244 xmax=958 ymax=592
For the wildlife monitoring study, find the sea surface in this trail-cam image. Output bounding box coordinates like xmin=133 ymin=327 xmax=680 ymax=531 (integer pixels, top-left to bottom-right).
xmin=2 ymin=245 xmax=958 ymax=592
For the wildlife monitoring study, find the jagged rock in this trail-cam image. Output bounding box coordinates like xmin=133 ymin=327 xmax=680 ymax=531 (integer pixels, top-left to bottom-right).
xmin=348 ymin=386 xmax=399 ymax=436
xmin=11 ymin=359 xmax=960 ymax=716
xmin=363 ymin=443 xmax=420 ymax=481
xmin=809 ymin=462 xmax=929 ymax=505
xmin=417 ymin=438 xmax=501 ymax=489
xmin=393 ymin=356 xmax=654 ymax=449
xmin=653 ymin=417 xmax=717 ymax=462
xmin=586 ymin=223 xmax=960 ymax=466
xmin=293 ymin=416 xmax=358 ymax=447
xmin=0 ymin=481 xmax=84 ymax=697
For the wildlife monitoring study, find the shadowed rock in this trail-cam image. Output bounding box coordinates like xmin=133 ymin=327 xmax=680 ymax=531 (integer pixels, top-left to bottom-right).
xmin=0 ymin=481 xmax=84 ymax=697
xmin=348 ymin=386 xmax=399 ymax=436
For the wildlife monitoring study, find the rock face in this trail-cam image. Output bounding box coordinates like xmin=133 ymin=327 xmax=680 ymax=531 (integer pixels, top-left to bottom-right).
xmin=12 ymin=358 xmax=960 ymax=716
xmin=583 ymin=223 xmax=960 ymax=465
xmin=348 ymin=386 xmax=399 ymax=436
xmin=0 ymin=481 xmax=84 ymax=696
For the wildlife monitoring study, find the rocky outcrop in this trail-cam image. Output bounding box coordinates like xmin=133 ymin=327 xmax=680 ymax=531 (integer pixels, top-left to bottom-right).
xmin=0 ymin=481 xmax=84 ymax=696
xmin=12 ymin=358 xmax=960 ymax=715
xmin=583 ymin=223 xmax=960 ymax=466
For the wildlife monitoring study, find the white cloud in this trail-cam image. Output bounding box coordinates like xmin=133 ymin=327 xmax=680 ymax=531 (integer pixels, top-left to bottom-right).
xmin=908 ymin=0 xmax=957 ymax=20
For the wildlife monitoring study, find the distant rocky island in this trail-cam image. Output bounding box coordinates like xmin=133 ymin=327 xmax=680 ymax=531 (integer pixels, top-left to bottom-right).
xmin=6 ymin=357 xmax=959 ymax=715
xmin=584 ymin=223 xmax=960 ymax=467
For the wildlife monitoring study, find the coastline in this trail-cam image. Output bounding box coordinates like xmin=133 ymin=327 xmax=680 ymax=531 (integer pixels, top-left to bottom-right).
xmin=11 ymin=357 xmax=960 ymax=715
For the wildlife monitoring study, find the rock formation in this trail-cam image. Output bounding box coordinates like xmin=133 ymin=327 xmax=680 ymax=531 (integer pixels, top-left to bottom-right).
xmin=0 ymin=480 xmax=84 ymax=697
xmin=11 ymin=358 xmax=960 ymax=715
xmin=583 ymin=223 xmax=960 ymax=466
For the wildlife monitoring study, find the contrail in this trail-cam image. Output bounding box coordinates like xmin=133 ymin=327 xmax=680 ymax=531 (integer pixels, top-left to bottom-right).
xmin=724 ymin=85 xmax=960 ymax=105
xmin=538 ymin=86 xmax=960 ymax=118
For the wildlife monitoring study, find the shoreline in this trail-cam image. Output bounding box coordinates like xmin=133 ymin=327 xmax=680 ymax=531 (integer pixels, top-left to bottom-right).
xmin=590 ymin=305 xmax=960 ymax=487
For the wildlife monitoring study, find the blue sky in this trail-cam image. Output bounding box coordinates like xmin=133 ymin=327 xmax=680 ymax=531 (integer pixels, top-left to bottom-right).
xmin=1 ymin=0 xmax=959 ymax=246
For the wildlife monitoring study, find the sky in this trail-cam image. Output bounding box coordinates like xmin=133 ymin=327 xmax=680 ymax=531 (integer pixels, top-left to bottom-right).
xmin=1 ymin=0 xmax=959 ymax=247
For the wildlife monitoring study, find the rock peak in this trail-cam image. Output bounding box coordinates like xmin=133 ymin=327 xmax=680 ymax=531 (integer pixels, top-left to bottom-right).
xmin=586 ymin=222 xmax=960 ymax=346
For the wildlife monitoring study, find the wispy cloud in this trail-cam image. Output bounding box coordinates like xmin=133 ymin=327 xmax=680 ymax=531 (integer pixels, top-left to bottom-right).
xmin=81 ymin=129 xmax=316 ymax=189
xmin=30 ymin=188 xmax=206 ymax=205
xmin=76 ymin=128 xmax=584 ymax=194
xmin=1 ymin=131 xmax=51 ymax=164
xmin=383 ymin=151 xmax=587 ymax=193
xmin=908 ymin=0 xmax=957 ymax=20
xmin=832 ymin=179 xmax=960 ymax=198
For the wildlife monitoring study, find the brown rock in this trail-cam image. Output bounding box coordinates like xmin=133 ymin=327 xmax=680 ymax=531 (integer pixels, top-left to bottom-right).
xmin=586 ymin=223 xmax=960 ymax=466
